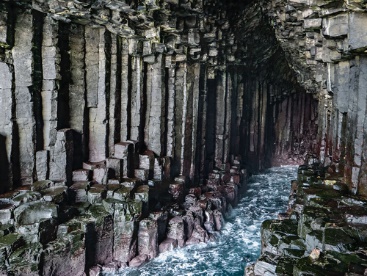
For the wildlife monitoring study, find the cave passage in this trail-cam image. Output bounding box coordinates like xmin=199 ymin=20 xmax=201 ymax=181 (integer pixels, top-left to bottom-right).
xmin=2 ymin=0 xmax=367 ymax=274
xmin=0 ymin=0 xmax=318 ymax=274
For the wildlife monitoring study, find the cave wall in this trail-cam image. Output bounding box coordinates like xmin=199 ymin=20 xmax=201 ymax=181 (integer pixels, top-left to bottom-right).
xmin=262 ymin=0 xmax=367 ymax=195
xmin=0 ymin=0 xmax=314 ymax=192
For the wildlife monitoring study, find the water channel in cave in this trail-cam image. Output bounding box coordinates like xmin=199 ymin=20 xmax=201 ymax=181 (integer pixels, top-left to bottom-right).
xmin=111 ymin=166 xmax=297 ymax=276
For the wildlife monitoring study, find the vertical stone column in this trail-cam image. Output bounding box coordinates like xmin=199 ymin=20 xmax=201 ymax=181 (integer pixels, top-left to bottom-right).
xmin=349 ymin=59 xmax=363 ymax=194
xmin=87 ymin=27 xmax=109 ymax=162
xmin=214 ymin=70 xmax=227 ymax=169
xmin=247 ymin=79 xmax=261 ymax=171
xmin=331 ymin=109 xmax=343 ymax=163
xmin=69 ymin=23 xmax=86 ymax=167
xmin=0 ymin=62 xmax=13 ymax=192
xmin=42 ymin=15 xmax=59 ymax=150
xmin=186 ymin=63 xmax=200 ymax=179
xmin=130 ymin=51 xmax=143 ymax=142
xmin=259 ymin=83 xmax=268 ymax=169
xmin=130 ymin=56 xmax=143 ymax=140
xmin=326 ymin=63 xmax=343 ymax=168
xmin=196 ymin=65 xmax=207 ymax=181
xmin=0 ymin=4 xmax=14 ymax=188
xmin=331 ymin=61 xmax=355 ymax=190
xmin=355 ymin=57 xmax=367 ymax=195
xmin=357 ymin=57 xmax=367 ymax=195
xmin=85 ymin=26 xmax=99 ymax=108
xmin=32 ymin=11 xmax=44 ymax=153
xmin=111 ymin=201 xmax=139 ymax=263
xmin=166 ymin=58 xmax=176 ymax=157
xmin=144 ymin=59 xmax=153 ymax=148
xmin=120 ymin=38 xmax=130 ymax=141
xmin=12 ymin=10 xmax=35 ymax=185
xmin=283 ymin=97 xmax=292 ymax=160
xmin=232 ymin=74 xmax=244 ymax=156
xmin=317 ymin=91 xmax=330 ymax=165
xmin=223 ymin=70 xmax=232 ymax=166
xmin=0 ymin=2 xmax=14 ymax=48
xmin=145 ymin=54 xmax=165 ymax=155
xmin=173 ymin=62 xmax=187 ymax=175
xmin=108 ymin=34 xmax=119 ymax=156
xmin=49 ymin=129 xmax=74 ymax=185
xmin=138 ymin=218 xmax=158 ymax=260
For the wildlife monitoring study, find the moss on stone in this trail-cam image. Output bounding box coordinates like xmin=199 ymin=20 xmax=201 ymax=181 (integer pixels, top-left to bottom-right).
xmin=293 ymin=255 xmax=346 ymax=275
xmin=74 ymin=202 xmax=91 ymax=215
xmin=290 ymin=238 xmax=307 ymax=250
xmin=0 ymin=224 xmax=14 ymax=237
xmin=283 ymin=248 xmax=305 ymax=258
xmin=324 ymin=227 xmax=357 ymax=252
xmin=280 ymin=234 xmax=300 ymax=245
xmin=326 ymin=251 xmax=367 ymax=272
xmin=87 ymin=204 xmax=111 ymax=227
xmin=269 ymin=234 xmax=279 ymax=246
xmin=298 ymin=218 xmax=313 ymax=239
xmin=302 ymin=206 xmax=330 ymax=222
xmin=275 ymin=257 xmax=295 ymax=274
xmin=7 ymin=243 xmax=43 ymax=275
xmin=0 ymin=233 xmax=23 ymax=247
xmin=270 ymin=219 xmax=298 ymax=235
xmin=261 ymin=219 xmax=274 ymax=230
xmin=127 ymin=199 xmax=143 ymax=216
xmin=69 ymin=230 xmax=85 ymax=256
xmin=344 ymin=224 xmax=367 ymax=242
xmin=308 ymin=197 xmax=339 ymax=210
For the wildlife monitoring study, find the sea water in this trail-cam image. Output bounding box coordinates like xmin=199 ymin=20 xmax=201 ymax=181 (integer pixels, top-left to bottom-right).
xmin=115 ymin=166 xmax=297 ymax=276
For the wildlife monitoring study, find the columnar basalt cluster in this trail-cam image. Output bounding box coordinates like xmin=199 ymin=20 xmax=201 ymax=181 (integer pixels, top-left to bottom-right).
xmin=248 ymin=160 xmax=367 ymax=275
xmin=0 ymin=145 xmax=246 ymax=275
xmin=0 ymin=0 xmax=316 ymax=193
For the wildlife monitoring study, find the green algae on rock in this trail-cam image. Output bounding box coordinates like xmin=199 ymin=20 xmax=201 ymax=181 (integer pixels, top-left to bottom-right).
xmin=249 ymin=163 xmax=367 ymax=275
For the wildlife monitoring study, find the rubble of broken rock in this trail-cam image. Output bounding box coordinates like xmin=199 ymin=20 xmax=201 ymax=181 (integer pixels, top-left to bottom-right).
xmin=0 ymin=137 xmax=246 ymax=275
xmin=247 ymin=163 xmax=367 ymax=276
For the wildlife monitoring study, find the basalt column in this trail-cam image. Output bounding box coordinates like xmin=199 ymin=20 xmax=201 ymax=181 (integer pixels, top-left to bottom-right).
xmin=0 ymin=2 xmax=14 ymax=191
xmin=0 ymin=1 xmax=317 ymax=189
xmin=69 ymin=23 xmax=87 ymax=168
xmin=12 ymin=10 xmax=36 ymax=185
xmin=87 ymin=27 xmax=110 ymax=163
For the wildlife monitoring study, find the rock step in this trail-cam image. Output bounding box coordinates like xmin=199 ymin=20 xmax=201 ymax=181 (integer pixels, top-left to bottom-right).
xmin=249 ymin=164 xmax=367 ymax=275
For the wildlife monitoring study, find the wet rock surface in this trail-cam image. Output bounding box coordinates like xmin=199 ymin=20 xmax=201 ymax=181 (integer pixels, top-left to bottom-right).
xmin=0 ymin=131 xmax=247 ymax=274
xmin=249 ymin=163 xmax=367 ymax=275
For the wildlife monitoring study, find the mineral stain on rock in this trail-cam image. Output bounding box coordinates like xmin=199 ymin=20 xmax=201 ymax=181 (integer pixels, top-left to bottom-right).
xmin=0 ymin=0 xmax=367 ymax=275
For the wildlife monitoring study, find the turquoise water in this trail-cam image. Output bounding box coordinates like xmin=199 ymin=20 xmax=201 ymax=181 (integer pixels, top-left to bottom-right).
xmin=116 ymin=166 xmax=297 ymax=276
